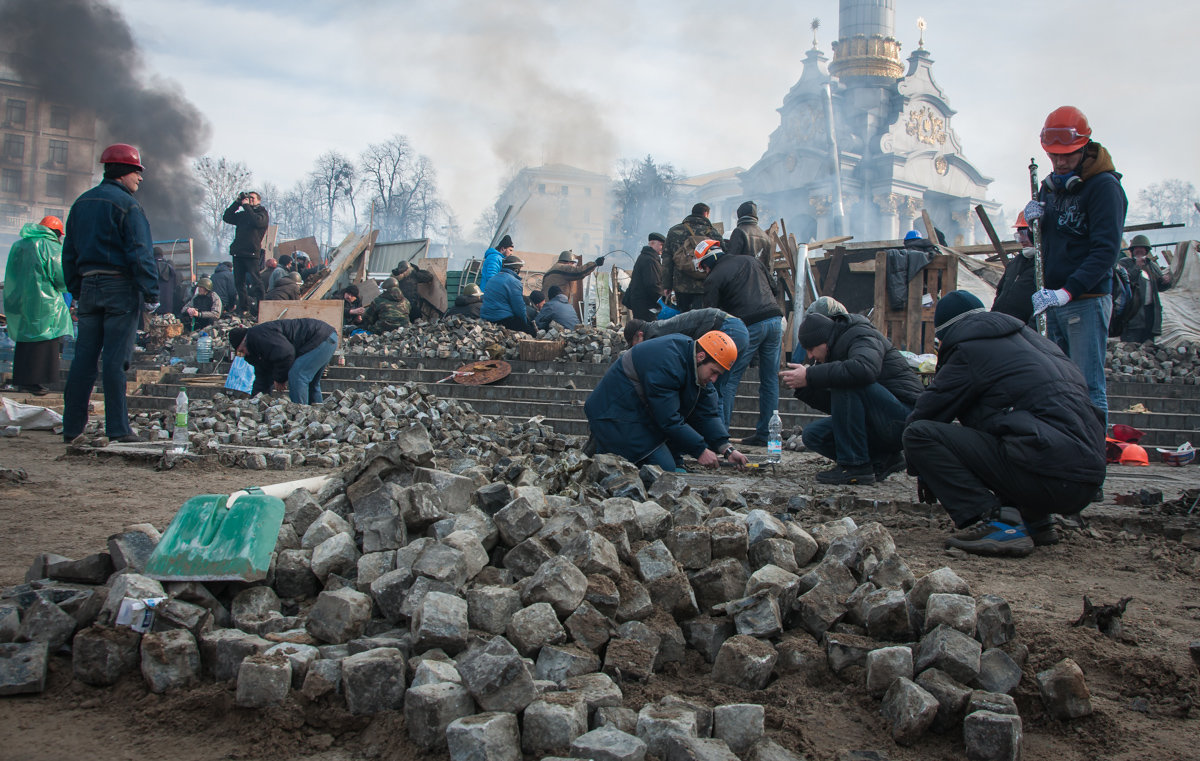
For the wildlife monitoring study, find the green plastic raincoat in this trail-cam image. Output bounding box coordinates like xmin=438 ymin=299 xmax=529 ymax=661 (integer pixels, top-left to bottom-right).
xmin=3 ymin=223 xmax=72 ymax=343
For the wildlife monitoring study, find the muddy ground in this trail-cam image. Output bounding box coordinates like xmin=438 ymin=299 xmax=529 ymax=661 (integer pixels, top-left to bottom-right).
xmin=0 ymin=432 xmax=1197 ymax=761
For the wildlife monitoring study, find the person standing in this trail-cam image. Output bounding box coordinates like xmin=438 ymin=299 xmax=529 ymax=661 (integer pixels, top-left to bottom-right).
xmin=228 ymin=318 xmax=338 ymax=404
xmin=480 ymin=254 xmax=534 ymax=334
xmin=990 ymin=212 xmax=1038 ymax=324
xmin=541 ymin=250 xmax=605 ymax=312
xmin=623 ymin=232 xmax=665 ymax=321
xmin=1025 ymin=106 xmax=1127 ymax=419
xmin=3 ymin=216 xmax=72 ymax=395
xmin=724 ymin=201 xmax=780 ymax=300
xmin=223 ymin=190 xmax=269 ymax=314
xmin=61 ymin=143 xmax=158 ymax=443
xmin=1118 ymin=234 xmax=1172 ymax=343
xmin=152 ymin=246 xmax=181 ymax=317
xmin=663 ymin=203 xmax=720 ymax=313
xmin=480 ymin=234 xmax=513 ymax=292
xmin=392 ymin=261 xmax=443 ymax=322
xmin=361 ymin=278 xmax=410 ymax=334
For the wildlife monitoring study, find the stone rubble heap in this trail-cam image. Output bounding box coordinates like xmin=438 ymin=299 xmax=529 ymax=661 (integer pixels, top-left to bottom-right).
xmin=344 ymin=318 xmax=626 ymax=364
xmin=0 ymin=433 xmax=1093 ymax=760
xmin=1107 ymin=340 xmax=1200 ymax=384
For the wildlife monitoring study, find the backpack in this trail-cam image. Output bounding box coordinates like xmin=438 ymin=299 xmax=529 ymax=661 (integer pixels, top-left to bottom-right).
xmin=1108 ymin=260 xmax=1144 ymax=338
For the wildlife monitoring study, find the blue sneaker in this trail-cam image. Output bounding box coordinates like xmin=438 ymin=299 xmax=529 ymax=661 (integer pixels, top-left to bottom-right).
xmin=674 ymin=467 xmax=688 ymax=474
xmin=946 ymin=507 xmax=1034 ymax=557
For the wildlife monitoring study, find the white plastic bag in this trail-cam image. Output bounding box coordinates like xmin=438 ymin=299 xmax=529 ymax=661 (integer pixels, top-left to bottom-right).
xmin=0 ymin=396 xmax=63 ymax=430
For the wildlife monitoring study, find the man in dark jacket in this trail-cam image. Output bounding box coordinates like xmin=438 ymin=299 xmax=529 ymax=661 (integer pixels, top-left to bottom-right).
xmin=341 ymin=284 xmax=365 ymax=332
xmin=541 ymin=250 xmax=605 ymax=312
xmin=623 ymin=232 xmax=664 ymax=320
xmin=267 ymin=254 xmax=293 ymax=293
xmin=264 ymin=271 xmax=302 ymax=300
xmin=223 ymin=190 xmax=269 ymax=314
xmin=392 ymin=261 xmax=442 ymax=322
xmin=991 ymin=212 xmax=1037 ymax=323
xmin=724 ymin=201 xmax=780 ymax=300
xmin=663 ymin=203 xmax=719 ymax=313
xmin=904 ymin=291 xmax=1106 ymax=556
xmin=783 ymin=312 xmax=923 ymax=484
xmin=535 ymin=285 xmax=580 ymax=330
xmin=585 ymin=331 xmax=748 ymax=472
xmin=361 ymin=279 xmax=409 ymax=334
xmin=152 ymin=246 xmax=181 ymax=316
xmin=698 ymin=240 xmax=784 ymax=441
xmin=210 ymin=261 xmax=237 ymax=315
xmin=624 ymin=307 xmax=747 ymax=355
xmin=62 ymin=143 xmax=158 ymax=443
xmin=1118 ymin=234 xmax=1172 ymax=343
xmin=444 ymin=283 xmax=483 ymax=319
xmin=228 ymin=318 xmax=338 ymax=404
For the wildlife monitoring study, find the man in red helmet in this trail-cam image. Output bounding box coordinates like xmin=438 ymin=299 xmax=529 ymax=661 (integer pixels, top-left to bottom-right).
xmin=61 ymin=143 xmax=158 ymax=443
xmin=1024 ymin=106 xmax=1127 ymax=420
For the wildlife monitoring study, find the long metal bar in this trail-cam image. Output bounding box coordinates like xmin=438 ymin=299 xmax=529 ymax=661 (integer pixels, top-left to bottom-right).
xmin=1028 ymin=158 xmax=1048 ymax=336
xmin=822 ymin=82 xmax=846 ymax=236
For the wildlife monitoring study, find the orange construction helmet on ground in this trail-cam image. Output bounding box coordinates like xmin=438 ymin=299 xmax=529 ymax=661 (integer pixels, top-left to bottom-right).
xmin=39 ymin=215 xmax=64 ymax=235
xmin=696 ymin=330 xmax=737 ymax=371
xmin=1118 ymin=443 xmax=1149 ymax=466
xmin=1040 ymin=106 xmax=1091 ymax=154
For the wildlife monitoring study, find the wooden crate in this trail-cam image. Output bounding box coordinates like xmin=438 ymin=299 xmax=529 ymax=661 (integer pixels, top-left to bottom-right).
xmin=871 ymin=252 xmax=957 ymax=354
xmin=518 ymin=340 xmax=565 ymax=361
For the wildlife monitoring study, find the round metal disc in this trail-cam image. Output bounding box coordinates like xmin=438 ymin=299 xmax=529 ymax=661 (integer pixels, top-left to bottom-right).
xmin=454 ymin=359 xmax=511 ymax=385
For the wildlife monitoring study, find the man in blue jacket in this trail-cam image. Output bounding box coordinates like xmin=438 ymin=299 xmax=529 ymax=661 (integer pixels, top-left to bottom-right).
xmin=61 ymin=143 xmax=158 ymax=443
xmin=479 ymin=234 xmax=513 ymax=292
xmin=480 ymin=254 xmax=533 ymax=334
xmin=535 ymin=285 xmax=580 ymax=330
xmin=1025 ymin=106 xmax=1127 ymax=420
xmin=585 ymin=331 xmax=749 ymax=472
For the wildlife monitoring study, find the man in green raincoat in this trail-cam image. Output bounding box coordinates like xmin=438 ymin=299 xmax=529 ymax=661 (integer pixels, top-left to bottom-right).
xmin=4 ymin=216 xmax=72 ymax=395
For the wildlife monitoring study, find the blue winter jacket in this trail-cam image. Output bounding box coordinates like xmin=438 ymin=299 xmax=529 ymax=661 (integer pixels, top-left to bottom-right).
xmin=479 ymin=248 xmax=503 ymax=291
xmin=535 ymin=294 xmax=579 ymax=330
xmin=480 ymin=268 xmax=528 ymax=325
xmin=585 ymin=334 xmax=730 ymax=464
xmin=62 ymin=178 xmax=157 ymax=300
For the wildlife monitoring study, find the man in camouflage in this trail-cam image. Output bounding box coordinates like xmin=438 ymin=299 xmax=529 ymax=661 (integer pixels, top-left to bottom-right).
xmin=362 ymin=277 xmax=410 ymax=334
xmin=663 ymin=202 xmax=721 ymax=313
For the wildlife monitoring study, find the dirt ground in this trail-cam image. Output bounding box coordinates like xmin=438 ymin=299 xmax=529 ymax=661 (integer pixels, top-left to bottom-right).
xmin=1 ymin=432 xmax=1198 ymax=761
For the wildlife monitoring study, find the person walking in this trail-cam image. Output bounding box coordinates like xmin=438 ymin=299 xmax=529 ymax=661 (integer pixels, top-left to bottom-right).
xmin=3 ymin=216 xmax=72 ymax=395
xmin=663 ymin=203 xmax=720 ymax=313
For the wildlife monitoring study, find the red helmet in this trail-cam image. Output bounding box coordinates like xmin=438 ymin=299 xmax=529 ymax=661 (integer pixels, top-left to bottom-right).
xmin=1040 ymin=107 xmax=1091 ymax=154
xmin=39 ymin=215 xmax=64 ymax=235
xmin=99 ymin=143 xmax=144 ymax=171
xmin=1014 ymin=211 xmax=1028 ymax=229
xmin=1118 ymin=444 xmax=1149 ymax=466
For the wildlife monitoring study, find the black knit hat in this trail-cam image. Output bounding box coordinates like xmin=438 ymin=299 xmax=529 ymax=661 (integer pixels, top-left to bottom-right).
xmin=934 ymin=290 xmax=986 ymax=336
xmin=228 ymin=327 xmax=248 ymax=350
xmin=737 ymin=201 xmax=758 ymax=219
xmin=797 ymin=313 xmax=835 ymax=350
xmin=497 ymin=234 xmax=514 ymax=250
xmin=103 ymin=163 xmax=141 ymax=180
xmin=547 ymin=285 xmax=563 ymax=299
xmin=648 ymin=232 xmax=666 ymax=243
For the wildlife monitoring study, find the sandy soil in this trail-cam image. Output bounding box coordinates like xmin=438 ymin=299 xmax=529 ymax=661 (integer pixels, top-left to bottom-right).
xmin=1 ymin=432 xmax=1197 ymax=761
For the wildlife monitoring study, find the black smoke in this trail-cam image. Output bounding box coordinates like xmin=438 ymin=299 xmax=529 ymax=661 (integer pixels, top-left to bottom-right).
xmin=0 ymin=0 xmax=210 ymax=249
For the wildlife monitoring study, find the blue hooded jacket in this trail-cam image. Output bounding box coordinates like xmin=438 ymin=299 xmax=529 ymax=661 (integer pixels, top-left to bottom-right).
xmin=479 ymin=248 xmax=503 ymax=291
xmin=535 ymin=293 xmax=579 ymax=330
xmin=62 ymin=178 xmax=157 ymax=300
xmin=480 ymin=267 xmax=528 ymax=326
xmin=585 ymin=334 xmax=730 ymax=464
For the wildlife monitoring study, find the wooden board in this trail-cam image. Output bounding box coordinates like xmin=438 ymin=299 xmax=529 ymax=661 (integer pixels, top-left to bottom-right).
xmin=276 ymin=236 xmax=320 ymax=262
xmin=306 ymin=231 xmax=377 ymax=300
xmin=257 ymin=300 xmax=344 ymax=335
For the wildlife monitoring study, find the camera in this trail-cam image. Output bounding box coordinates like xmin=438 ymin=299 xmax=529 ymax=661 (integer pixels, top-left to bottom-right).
xmin=237 ymin=191 xmax=249 ymax=202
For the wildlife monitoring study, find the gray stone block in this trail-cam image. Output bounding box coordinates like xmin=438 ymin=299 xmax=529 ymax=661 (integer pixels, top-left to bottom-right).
xmin=604 ymin=637 xmax=656 ymax=681
xmin=72 ymin=625 xmax=140 ymax=686
xmin=140 ymin=629 xmax=200 ymax=693
xmin=808 ymin=517 xmax=857 ymax=555
xmin=475 ymin=482 xmax=514 ymax=514
xmin=236 ymin=654 xmax=291 ymax=707
xmin=359 ymin=513 xmax=407 ymax=553
xmin=523 ymin=692 xmax=589 ymax=754
xmin=311 ymin=532 xmax=361 ymax=583
xmin=0 ymin=640 xmax=48 ymax=695
xmin=0 ymin=604 xmax=19 ymax=643
xmin=370 ymin=567 xmax=416 ymax=623
xmin=306 ymin=588 xmax=372 ymax=644
xmin=963 ymin=710 xmax=1022 ymax=761
xmin=868 ymin=553 xmax=915 ymax=592
xmin=681 ymin=617 xmax=735 ymax=664
xmin=794 ymin=583 xmax=846 ymax=637
xmin=727 ymin=593 xmax=782 ymax=639
xmin=594 ymin=706 xmax=638 ymax=734
xmin=504 ymin=537 xmax=555 ymax=579
xmin=413 ymin=591 xmax=469 ymax=654
xmin=798 ymin=556 xmax=857 ymax=598
xmin=399 ymin=576 xmax=458 ymax=623
xmin=565 ymin=602 xmax=614 ymax=652
xmin=689 ymin=558 xmax=750 ymax=613
xmin=633 ymin=500 xmax=671 ymax=541
xmin=571 ymin=725 xmax=646 ymax=761
xmin=495 ymin=496 xmax=545 ymax=547
xmin=746 ymin=565 xmax=801 ymax=609
xmin=586 ymin=574 xmax=620 ymax=616
xmin=783 ymin=524 xmax=818 ymax=567
xmin=356 ymin=551 xmax=396 ymax=592
xmin=968 ymin=690 xmax=1018 ymax=716
xmin=712 ymin=635 xmax=776 ymax=690
xmin=154 ymin=598 xmax=212 ymax=637
xmin=273 ymin=550 xmax=321 ymax=600
xmin=708 ymin=518 xmax=748 ymax=561
xmin=274 ymin=521 xmax=301 ymax=553
xmin=301 ymin=509 xmax=352 ymax=549
xmin=564 ymin=671 xmax=623 ymax=711
xmin=907 ymin=567 xmax=970 ymax=610
xmin=744 ymin=737 xmax=807 ymax=761
xmin=712 ymin=703 xmax=764 ymax=755
xmin=745 ymin=510 xmax=788 ymax=545
xmin=633 ymin=540 xmax=677 ymax=584
xmin=300 ymin=658 xmax=342 ymax=699
xmin=1036 ymin=658 xmax=1092 ymax=719
xmin=447 ymin=712 xmax=522 ymax=761
xmin=284 ymin=488 xmax=324 ymax=536
xmin=231 ymin=586 xmax=281 ymax=635
xmin=457 ymin=635 xmax=538 ymax=713
xmin=16 ymin=597 xmax=76 ymax=651
xmin=667 ymin=526 xmax=712 ymax=571
xmin=924 ymin=593 xmax=977 ymax=635
xmin=45 ymin=553 xmax=113 ymax=585
xmin=536 ymin=644 xmax=601 ymax=684
xmin=863 ymin=589 xmax=913 ymax=642
xmin=199 ymin=627 xmax=271 ymax=681
xmin=342 ymin=647 xmax=407 ymax=714
xmin=748 ymin=538 xmax=799 ymax=574
xmin=524 ymin=557 xmax=589 ymax=617
xmin=915 ymin=624 xmax=982 ymax=685
xmin=916 ymin=667 xmax=972 ymax=733
xmin=411 ymin=657 xmax=463 ymax=687
xmin=975 ymin=595 xmax=1016 ymax=650
xmin=665 ymin=737 xmax=740 ymax=761
xmin=413 ymin=467 xmax=476 ymax=515
xmin=99 ymin=573 xmax=165 ymax=626
xmin=880 ymin=677 xmax=938 ymax=746
xmin=977 ymin=648 xmax=1021 ymax=695
xmin=469 ymin=586 xmax=523 ymax=635
xmin=443 ymin=531 xmax=489 ymax=579
xmin=636 ymin=703 xmax=699 ymax=759
xmin=561 ymin=531 xmax=622 ymax=577
xmin=507 ymin=602 xmax=567 ymax=657
xmin=264 ymin=642 xmax=319 ymax=687
xmin=614 ymin=575 xmax=653 ymax=623
xmin=824 ymin=631 xmax=876 ymax=674
xmin=866 ymin=645 xmax=914 ymax=697
xmin=406 ymin=681 xmax=477 ymax=749
xmin=646 ymin=572 xmax=699 ymax=621
xmin=107 ymin=529 xmax=157 ymax=573
xmin=414 ymin=542 xmax=469 ymax=589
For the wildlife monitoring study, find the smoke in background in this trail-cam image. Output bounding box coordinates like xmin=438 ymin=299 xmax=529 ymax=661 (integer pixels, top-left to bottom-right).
xmin=0 ymin=0 xmax=210 ymax=250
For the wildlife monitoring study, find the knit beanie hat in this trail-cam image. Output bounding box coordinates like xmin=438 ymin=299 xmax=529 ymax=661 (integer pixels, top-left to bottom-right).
xmin=797 ymin=313 xmax=835 ymax=350
xmin=228 ymin=328 xmax=248 ymax=349
xmin=103 ymin=163 xmax=141 ymax=180
xmin=934 ymin=290 xmax=986 ymax=336
xmin=497 ymin=234 xmax=514 ymax=250
xmin=737 ymin=201 xmax=758 ymax=219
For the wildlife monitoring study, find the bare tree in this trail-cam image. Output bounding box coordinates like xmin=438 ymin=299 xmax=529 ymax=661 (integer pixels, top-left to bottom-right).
xmin=271 ymin=179 xmax=321 ymax=243
xmin=194 ymin=156 xmax=252 ymax=255
xmin=359 ymin=135 xmax=445 ymax=240
xmin=1136 ymin=179 xmax=1200 ymax=225
xmin=310 ymin=151 xmax=355 ymax=248
xmin=612 ymin=155 xmax=680 ymax=257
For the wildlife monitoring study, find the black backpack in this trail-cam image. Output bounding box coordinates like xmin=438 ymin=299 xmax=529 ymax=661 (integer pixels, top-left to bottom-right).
xmin=1108 ymin=260 xmax=1144 ymax=338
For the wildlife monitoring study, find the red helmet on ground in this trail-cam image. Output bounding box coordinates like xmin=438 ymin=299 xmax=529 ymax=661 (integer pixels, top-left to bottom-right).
xmin=99 ymin=143 xmax=144 ymax=171
xmin=1040 ymin=107 xmax=1091 ymax=154
xmin=1014 ymin=211 xmax=1028 ymax=229
xmin=1118 ymin=444 xmax=1149 ymax=466
xmin=39 ymin=215 xmax=64 ymax=235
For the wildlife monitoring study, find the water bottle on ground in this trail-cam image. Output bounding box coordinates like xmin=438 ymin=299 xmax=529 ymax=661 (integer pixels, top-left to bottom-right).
xmin=767 ymin=410 xmax=783 ymax=463
xmin=196 ymin=332 xmax=212 ymax=363
xmin=172 ymin=389 xmax=189 ymax=452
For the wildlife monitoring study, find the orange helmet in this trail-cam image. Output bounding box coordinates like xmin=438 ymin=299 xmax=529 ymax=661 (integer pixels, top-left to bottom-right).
xmin=693 ymin=239 xmax=723 ymax=271
xmin=99 ymin=143 xmax=144 ymax=170
xmin=1040 ymin=106 xmax=1091 ymax=154
xmin=696 ymin=330 xmax=737 ymax=371
xmin=1118 ymin=444 xmax=1149 ymax=466
xmin=39 ymin=215 xmax=64 ymax=235
xmin=1014 ymin=211 xmax=1028 ymax=229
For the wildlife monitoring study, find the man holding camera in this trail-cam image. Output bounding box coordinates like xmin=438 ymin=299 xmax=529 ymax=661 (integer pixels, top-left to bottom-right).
xmin=223 ymin=190 xmax=270 ymax=314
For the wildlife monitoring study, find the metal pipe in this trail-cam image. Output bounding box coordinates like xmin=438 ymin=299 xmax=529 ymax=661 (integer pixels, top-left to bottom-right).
xmin=822 ymin=82 xmax=846 ymax=236
xmin=1028 ymin=158 xmax=1047 ymax=336
xmin=793 ymin=243 xmax=811 ymax=346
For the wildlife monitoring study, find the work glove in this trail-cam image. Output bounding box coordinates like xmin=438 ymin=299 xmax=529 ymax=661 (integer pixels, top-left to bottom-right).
xmin=1031 ymin=288 xmax=1071 ymax=317
xmin=1023 ymin=199 xmax=1044 ymax=223
xmin=916 ymin=479 xmax=938 ymax=505
xmin=595 ymin=256 xmax=606 ymax=266
xmin=143 ymin=301 xmax=160 ymax=313
xmin=1020 ymin=246 xmax=1037 ymax=259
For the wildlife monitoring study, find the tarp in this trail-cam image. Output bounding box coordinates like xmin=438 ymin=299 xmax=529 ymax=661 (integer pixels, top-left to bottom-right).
xmin=0 ymin=396 xmax=62 ymax=429
xmin=1157 ymin=241 xmax=1200 ymax=348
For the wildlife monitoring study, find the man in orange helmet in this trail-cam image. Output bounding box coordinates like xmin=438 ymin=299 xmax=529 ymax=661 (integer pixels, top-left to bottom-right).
xmin=585 ymin=331 xmax=749 ymax=472
xmin=990 ymin=212 xmax=1038 ymax=323
xmin=1024 ymin=106 xmax=1127 ymax=420
xmin=61 ymin=143 xmax=158 ymax=443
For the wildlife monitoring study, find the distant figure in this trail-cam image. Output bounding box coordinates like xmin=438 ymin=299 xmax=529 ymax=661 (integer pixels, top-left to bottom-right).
xmin=361 ymin=278 xmax=410 ymax=334
xmin=228 ymin=318 xmax=338 ymax=404
xmin=480 ymin=234 xmax=513 ymax=291
xmin=392 ymin=261 xmax=443 ymax=322
xmin=535 ymin=284 xmax=580 ymax=330
xmin=663 ymin=203 xmax=720 ymax=313
xmin=264 ymin=271 xmax=302 ymax=300
xmin=1118 ymin=234 xmax=1172 ymax=343
xmin=341 ymin=284 xmax=365 ymax=331
xmin=480 ymin=254 xmax=534 ymax=334
xmin=222 ymin=190 xmax=269 ymax=313
xmin=991 ymin=212 xmax=1037 ymax=324
xmin=210 ymin=261 xmax=237 ymax=315
xmin=152 ymin=246 xmax=181 ymax=316
xmin=724 ymin=201 xmax=779 ymax=300
xmin=541 ymin=250 xmax=605 ymax=312
xmin=267 ymin=254 xmax=293 ymax=293
xmin=623 ymin=232 xmax=665 ymax=320
xmin=525 ymin=289 xmax=546 ymax=325
xmin=444 ymin=283 xmax=483 ymax=319
xmin=3 ymin=216 xmax=72 ymax=395
xmin=182 ymin=277 xmax=222 ymax=332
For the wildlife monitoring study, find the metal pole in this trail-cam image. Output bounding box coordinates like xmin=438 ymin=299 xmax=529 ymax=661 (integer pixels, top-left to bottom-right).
xmin=793 ymin=243 xmax=810 ymax=346
xmin=823 ymin=82 xmax=846 ymax=237
xmin=1028 ymin=158 xmax=1048 ymax=336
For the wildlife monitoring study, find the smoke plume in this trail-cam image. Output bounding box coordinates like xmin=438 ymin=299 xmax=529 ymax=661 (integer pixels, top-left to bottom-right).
xmin=0 ymin=0 xmax=210 ymax=248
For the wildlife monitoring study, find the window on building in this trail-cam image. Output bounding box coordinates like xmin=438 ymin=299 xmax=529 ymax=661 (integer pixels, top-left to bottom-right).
xmin=1 ymin=169 xmax=21 ymax=194
xmin=45 ymin=174 xmax=66 ymax=199
xmin=49 ymin=106 xmax=70 ymax=131
xmin=44 ymin=207 xmax=65 ymax=220
xmin=48 ymin=139 xmax=67 ymax=165
xmin=3 ymin=134 xmax=23 ymax=161
xmin=5 ymin=100 xmax=26 ymax=127
xmin=538 ymin=183 xmax=546 ymax=194
xmin=561 ymin=185 xmax=568 ymax=195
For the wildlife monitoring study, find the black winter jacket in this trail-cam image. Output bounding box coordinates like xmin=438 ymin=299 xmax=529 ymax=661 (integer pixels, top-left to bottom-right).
xmin=909 ymin=311 xmax=1105 ymax=483
xmin=796 ymin=314 xmax=923 ymax=412
xmin=222 ymin=200 xmax=270 ymax=259
xmin=211 ymin=262 xmax=236 ymax=312
xmin=244 ymin=318 xmax=336 ymax=394
xmin=702 ymin=253 xmax=782 ymax=327
xmin=991 ymin=251 xmax=1037 ymax=323
xmin=623 ymin=246 xmax=662 ymax=313
xmin=725 ymin=216 xmax=779 ymax=298
xmin=444 ymin=293 xmax=482 ymax=319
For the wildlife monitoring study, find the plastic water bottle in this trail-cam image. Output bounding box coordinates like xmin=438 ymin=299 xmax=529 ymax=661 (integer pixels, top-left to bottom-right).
xmin=196 ymin=332 xmax=212 ymax=363
xmin=766 ymin=410 xmax=783 ymax=463
xmin=0 ymin=328 xmax=13 ymax=376
xmin=172 ymin=389 xmax=189 ymax=452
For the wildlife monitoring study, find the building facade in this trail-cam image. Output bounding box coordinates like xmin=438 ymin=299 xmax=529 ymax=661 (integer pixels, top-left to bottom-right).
xmin=494 ymin=164 xmax=613 ymax=258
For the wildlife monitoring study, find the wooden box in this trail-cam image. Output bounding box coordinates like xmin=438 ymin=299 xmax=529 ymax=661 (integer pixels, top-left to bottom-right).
xmin=518 ymin=340 xmax=565 ymax=361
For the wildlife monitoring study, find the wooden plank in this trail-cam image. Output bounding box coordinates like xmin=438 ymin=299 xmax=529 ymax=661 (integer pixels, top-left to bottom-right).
xmin=809 ymin=235 xmax=854 ymax=250
xmin=821 ymin=251 xmax=845 ymax=296
xmin=848 ymin=261 xmax=876 ymax=273
xmin=905 ymin=259 xmax=923 ymax=351
xmin=974 ymin=205 xmax=1009 ymax=263
xmin=307 ymin=231 xmax=376 ymax=299
xmin=921 ymin=210 xmax=938 ymax=243
xmin=257 ymin=299 xmax=344 ymax=335
xmin=872 ymin=250 xmax=888 ymax=333
xmin=276 ymin=236 xmax=321 ymax=262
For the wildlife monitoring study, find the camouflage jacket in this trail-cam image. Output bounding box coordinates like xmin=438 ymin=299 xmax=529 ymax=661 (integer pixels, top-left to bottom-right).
xmin=363 ymin=288 xmax=410 ymax=334
xmin=662 ymin=214 xmax=720 ymax=296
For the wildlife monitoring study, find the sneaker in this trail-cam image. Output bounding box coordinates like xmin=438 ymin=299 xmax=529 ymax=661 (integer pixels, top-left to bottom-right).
xmin=873 ymin=451 xmax=906 ymax=481
xmin=738 ymin=435 xmax=768 ymax=447
xmin=113 ymin=433 xmax=147 ymax=444
xmin=946 ymin=507 xmax=1034 ymax=557
xmin=1025 ymin=516 xmax=1060 ymax=546
xmin=815 ymin=463 xmax=876 ymax=485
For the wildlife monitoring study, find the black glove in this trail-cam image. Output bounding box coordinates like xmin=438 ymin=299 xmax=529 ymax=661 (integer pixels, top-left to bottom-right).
xmin=595 ymin=256 xmax=606 ymax=266
xmin=917 ymin=479 xmax=938 ymax=505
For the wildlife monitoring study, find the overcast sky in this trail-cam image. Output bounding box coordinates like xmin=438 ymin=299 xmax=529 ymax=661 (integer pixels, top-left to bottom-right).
xmin=114 ymin=0 xmax=1198 ymax=234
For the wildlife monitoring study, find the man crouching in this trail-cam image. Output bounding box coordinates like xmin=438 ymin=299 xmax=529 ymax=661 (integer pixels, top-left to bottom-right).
xmin=904 ymin=291 xmax=1105 ymax=557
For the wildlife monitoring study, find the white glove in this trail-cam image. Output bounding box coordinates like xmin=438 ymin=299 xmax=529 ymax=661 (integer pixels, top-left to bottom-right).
xmin=1023 ymin=200 xmax=1044 ymax=223
xmin=143 ymin=301 xmax=160 ymax=313
xmin=1031 ymin=288 xmax=1070 ymax=317
xmin=1020 ymin=247 xmax=1037 ymax=259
